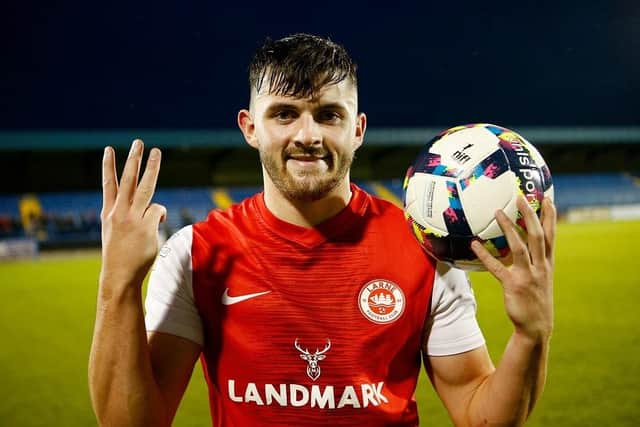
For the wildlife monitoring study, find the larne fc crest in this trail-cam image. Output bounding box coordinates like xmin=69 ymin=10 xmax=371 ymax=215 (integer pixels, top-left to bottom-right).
xmin=358 ymin=279 xmax=405 ymax=324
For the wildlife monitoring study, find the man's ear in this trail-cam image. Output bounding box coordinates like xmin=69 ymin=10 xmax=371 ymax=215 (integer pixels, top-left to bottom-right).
xmin=353 ymin=112 xmax=367 ymax=150
xmin=238 ymin=109 xmax=258 ymax=149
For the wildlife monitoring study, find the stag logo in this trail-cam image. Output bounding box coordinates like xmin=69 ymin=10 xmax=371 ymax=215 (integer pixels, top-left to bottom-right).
xmin=294 ymin=339 xmax=331 ymax=381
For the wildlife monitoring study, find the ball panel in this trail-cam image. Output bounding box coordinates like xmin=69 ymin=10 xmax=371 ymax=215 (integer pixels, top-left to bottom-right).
xmin=459 ymin=149 xmax=511 ymax=191
xmin=405 ymin=172 xmax=451 ymax=235
xmin=405 ymin=215 xmax=440 ymax=255
xmin=442 ymin=181 xmax=473 ymax=237
xmin=460 ymin=172 xmax=518 ymax=235
xmin=412 ymin=149 xmax=461 ymax=178
xmin=497 ymin=131 xmax=547 ymax=208
xmin=428 ymin=127 xmax=501 ymax=178
xmin=475 ymin=188 xmax=519 ymax=239
xmin=409 ymin=144 xmax=449 ymax=175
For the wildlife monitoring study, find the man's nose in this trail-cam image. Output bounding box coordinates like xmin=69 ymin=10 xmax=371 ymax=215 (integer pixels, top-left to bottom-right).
xmin=293 ymin=113 xmax=322 ymax=146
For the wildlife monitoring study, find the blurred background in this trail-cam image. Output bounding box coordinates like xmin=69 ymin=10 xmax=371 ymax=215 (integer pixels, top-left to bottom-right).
xmin=0 ymin=1 xmax=638 ymax=426
xmin=1 ymin=1 xmax=639 ymax=247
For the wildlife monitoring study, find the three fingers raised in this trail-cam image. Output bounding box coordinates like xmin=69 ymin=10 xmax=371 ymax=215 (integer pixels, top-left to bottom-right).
xmin=101 ymin=140 xmax=164 ymax=220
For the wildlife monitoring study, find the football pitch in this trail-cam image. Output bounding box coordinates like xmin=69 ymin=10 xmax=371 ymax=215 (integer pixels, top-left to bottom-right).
xmin=0 ymin=220 xmax=638 ymax=426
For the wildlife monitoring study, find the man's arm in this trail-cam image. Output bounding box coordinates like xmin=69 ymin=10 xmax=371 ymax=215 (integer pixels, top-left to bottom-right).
xmin=425 ymin=196 xmax=556 ymax=426
xmin=88 ymin=141 xmax=201 ymax=426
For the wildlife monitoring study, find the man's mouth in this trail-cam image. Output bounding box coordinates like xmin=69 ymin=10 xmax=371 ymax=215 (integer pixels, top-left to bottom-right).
xmin=287 ymin=154 xmax=327 ymax=162
xmin=285 ymin=152 xmax=333 ymax=171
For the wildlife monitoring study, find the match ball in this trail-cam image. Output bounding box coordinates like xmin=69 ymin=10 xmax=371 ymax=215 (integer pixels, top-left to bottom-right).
xmin=403 ymin=123 xmax=554 ymax=271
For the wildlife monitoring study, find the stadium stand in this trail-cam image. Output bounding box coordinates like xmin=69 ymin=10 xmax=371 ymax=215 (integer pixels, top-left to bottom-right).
xmin=552 ymin=173 xmax=640 ymax=210
xmin=0 ymin=174 xmax=638 ymax=247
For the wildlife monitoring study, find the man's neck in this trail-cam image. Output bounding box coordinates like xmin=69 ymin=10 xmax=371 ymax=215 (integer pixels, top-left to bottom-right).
xmin=263 ymin=180 xmax=353 ymax=228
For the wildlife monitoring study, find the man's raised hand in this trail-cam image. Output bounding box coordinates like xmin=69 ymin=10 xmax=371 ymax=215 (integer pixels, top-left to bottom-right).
xmin=99 ymin=139 xmax=166 ymax=291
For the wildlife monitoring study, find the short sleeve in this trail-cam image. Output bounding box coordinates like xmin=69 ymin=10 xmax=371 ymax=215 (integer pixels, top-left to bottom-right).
xmin=424 ymin=262 xmax=485 ymax=356
xmin=144 ymin=225 xmax=204 ymax=346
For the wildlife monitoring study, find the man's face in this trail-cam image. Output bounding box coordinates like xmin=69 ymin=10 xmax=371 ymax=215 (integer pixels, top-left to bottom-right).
xmin=242 ymin=79 xmax=365 ymax=201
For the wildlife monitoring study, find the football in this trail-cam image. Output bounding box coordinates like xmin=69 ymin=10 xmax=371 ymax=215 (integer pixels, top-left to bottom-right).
xmin=403 ymin=123 xmax=554 ymax=270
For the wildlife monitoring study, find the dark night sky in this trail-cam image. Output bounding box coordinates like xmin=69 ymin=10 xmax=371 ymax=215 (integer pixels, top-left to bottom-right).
xmin=1 ymin=1 xmax=638 ymax=130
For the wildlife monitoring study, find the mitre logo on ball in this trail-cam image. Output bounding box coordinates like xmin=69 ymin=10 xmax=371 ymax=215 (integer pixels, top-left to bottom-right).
xmin=403 ymin=123 xmax=554 ymax=271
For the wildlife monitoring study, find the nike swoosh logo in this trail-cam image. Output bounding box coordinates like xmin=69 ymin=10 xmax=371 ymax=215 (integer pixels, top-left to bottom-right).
xmin=221 ymin=288 xmax=271 ymax=306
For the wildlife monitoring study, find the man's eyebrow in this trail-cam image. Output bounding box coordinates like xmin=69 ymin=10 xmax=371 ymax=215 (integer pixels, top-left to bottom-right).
xmin=315 ymin=102 xmax=349 ymax=111
xmin=263 ymin=101 xmax=349 ymax=114
xmin=263 ymin=102 xmax=299 ymax=114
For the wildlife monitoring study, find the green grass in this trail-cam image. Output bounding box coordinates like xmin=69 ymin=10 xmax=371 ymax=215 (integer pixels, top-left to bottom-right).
xmin=1 ymin=220 xmax=639 ymax=426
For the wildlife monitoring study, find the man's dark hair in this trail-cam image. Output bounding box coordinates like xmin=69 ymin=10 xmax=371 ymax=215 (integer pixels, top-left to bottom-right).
xmin=249 ymin=33 xmax=357 ymax=99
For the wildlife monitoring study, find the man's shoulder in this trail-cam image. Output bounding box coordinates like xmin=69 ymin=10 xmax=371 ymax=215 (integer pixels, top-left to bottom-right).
xmin=356 ymin=187 xmax=406 ymax=227
xmin=193 ymin=193 xmax=260 ymax=233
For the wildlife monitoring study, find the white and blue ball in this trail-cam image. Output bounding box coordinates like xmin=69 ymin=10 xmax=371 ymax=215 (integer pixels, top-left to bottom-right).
xmin=403 ymin=123 xmax=554 ymax=270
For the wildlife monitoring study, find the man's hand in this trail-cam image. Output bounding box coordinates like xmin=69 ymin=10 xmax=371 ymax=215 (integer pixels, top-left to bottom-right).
xmin=426 ymin=196 xmax=558 ymax=427
xmin=471 ymin=196 xmax=557 ymax=342
xmin=91 ymin=140 xmax=196 ymax=427
xmin=100 ymin=139 xmax=166 ymax=291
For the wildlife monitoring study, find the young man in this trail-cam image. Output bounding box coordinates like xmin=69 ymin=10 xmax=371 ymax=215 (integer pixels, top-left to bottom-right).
xmin=89 ymin=34 xmax=556 ymax=426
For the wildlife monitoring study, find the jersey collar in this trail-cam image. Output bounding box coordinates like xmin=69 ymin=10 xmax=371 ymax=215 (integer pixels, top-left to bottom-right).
xmin=254 ymin=183 xmax=369 ymax=248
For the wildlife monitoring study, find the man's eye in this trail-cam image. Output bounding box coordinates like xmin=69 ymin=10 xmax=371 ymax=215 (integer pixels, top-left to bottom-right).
xmin=319 ymin=111 xmax=341 ymax=122
xmin=275 ymin=110 xmax=295 ymax=121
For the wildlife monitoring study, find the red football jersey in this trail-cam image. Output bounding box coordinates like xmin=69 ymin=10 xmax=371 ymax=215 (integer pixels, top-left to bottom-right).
xmin=146 ymin=184 xmax=485 ymax=426
xmin=189 ymin=185 xmax=435 ymax=426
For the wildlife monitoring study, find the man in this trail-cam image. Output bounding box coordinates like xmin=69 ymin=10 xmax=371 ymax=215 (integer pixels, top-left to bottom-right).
xmin=89 ymin=33 xmax=556 ymax=426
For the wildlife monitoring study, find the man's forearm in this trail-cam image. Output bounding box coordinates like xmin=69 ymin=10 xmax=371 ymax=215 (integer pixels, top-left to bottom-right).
xmin=468 ymin=331 xmax=550 ymax=426
xmin=88 ymin=282 xmax=169 ymax=427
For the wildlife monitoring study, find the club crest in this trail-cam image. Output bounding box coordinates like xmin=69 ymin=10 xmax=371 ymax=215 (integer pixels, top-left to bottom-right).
xmin=358 ymin=279 xmax=405 ymax=324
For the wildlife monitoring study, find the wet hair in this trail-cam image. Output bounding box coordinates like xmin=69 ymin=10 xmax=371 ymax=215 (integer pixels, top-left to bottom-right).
xmin=248 ymin=33 xmax=358 ymax=99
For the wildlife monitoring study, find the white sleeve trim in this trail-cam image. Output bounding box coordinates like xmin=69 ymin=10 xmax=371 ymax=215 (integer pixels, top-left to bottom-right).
xmin=425 ymin=262 xmax=485 ymax=356
xmin=144 ymin=225 xmax=204 ymax=347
